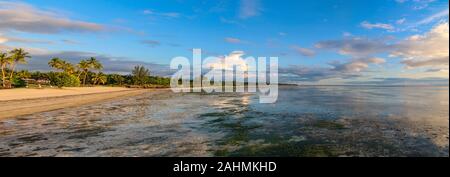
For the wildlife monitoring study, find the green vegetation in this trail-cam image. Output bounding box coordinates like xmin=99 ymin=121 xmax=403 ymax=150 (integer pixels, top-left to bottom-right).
xmin=201 ymin=106 xmax=347 ymax=157
xmin=220 ymin=142 xmax=341 ymax=157
xmin=48 ymin=72 xmax=81 ymax=88
xmin=132 ymin=65 xmax=150 ymax=85
xmin=1 ymin=48 xmax=171 ymax=89
xmin=1 ymin=48 xmax=31 ymax=88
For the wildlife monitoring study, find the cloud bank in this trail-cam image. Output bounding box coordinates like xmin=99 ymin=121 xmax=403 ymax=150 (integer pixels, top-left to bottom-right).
xmin=392 ymin=22 xmax=449 ymax=69
xmin=0 ymin=1 xmax=104 ymax=34
xmin=16 ymin=51 xmax=172 ymax=76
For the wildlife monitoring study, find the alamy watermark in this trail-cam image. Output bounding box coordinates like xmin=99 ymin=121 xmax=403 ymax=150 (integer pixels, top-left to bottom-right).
xmin=170 ymin=49 xmax=279 ymax=103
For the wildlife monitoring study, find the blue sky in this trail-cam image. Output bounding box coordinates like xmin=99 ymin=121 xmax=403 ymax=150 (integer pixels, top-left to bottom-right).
xmin=0 ymin=0 xmax=449 ymax=84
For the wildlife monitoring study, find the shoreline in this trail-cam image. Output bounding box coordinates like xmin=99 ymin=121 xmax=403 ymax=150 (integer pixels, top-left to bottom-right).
xmin=0 ymin=87 xmax=132 ymax=102
xmin=0 ymin=87 xmax=168 ymax=120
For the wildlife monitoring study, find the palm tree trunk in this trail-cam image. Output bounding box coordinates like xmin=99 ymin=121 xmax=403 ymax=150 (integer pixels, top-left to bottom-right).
xmin=83 ymin=73 xmax=87 ymax=86
xmin=7 ymin=63 xmax=16 ymax=88
xmin=1 ymin=65 xmax=6 ymax=88
xmin=9 ymin=63 xmax=16 ymax=80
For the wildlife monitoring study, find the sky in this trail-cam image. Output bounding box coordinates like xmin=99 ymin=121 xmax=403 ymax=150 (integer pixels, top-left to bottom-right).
xmin=0 ymin=0 xmax=449 ymax=85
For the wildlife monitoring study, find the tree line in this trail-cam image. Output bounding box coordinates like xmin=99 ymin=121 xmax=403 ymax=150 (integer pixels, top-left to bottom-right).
xmin=1 ymin=48 xmax=170 ymax=89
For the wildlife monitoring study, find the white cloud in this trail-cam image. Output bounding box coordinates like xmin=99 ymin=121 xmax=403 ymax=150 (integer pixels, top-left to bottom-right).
xmin=224 ymin=37 xmax=243 ymax=44
xmin=395 ymin=8 xmax=449 ymax=32
xmin=239 ymin=0 xmax=262 ymax=19
xmin=412 ymin=0 xmax=436 ymax=10
xmin=141 ymin=40 xmax=161 ymax=48
xmin=0 ymin=34 xmax=50 ymax=54
xmin=331 ymin=57 xmax=386 ymax=72
xmin=395 ymin=0 xmax=437 ymax=10
xmin=61 ymin=39 xmax=81 ymax=45
xmin=0 ymin=1 xmax=104 ymax=34
xmin=0 ymin=33 xmax=53 ymax=44
xmin=0 ymin=43 xmax=50 ymax=55
xmin=392 ymin=22 xmax=449 ymax=69
xmin=342 ymin=32 xmax=353 ymax=37
xmin=396 ymin=18 xmax=406 ymax=25
xmin=315 ymin=37 xmax=392 ymax=57
xmin=416 ymin=9 xmax=449 ymax=25
xmin=291 ymin=46 xmax=315 ymax=57
xmin=316 ymin=22 xmax=449 ymax=77
xmin=143 ymin=9 xmax=181 ymax=18
xmin=361 ymin=21 xmax=395 ymax=30
xmin=220 ymin=17 xmax=239 ymax=25
xmin=160 ymin=12 xmax=181 ymax=18
xmin=204 ymin=51 xmax=249 ymax=72
xmin=395 ymin=0 xmax=408 ymax=3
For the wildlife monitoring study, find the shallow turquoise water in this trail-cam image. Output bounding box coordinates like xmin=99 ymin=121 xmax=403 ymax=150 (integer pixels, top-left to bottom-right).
xmin=0 ymin=86 xmax=448 ymax=157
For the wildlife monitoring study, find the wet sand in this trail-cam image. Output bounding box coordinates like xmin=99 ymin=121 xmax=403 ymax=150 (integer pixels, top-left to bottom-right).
xmin=0 ymin=87 xmax=158 ymax=120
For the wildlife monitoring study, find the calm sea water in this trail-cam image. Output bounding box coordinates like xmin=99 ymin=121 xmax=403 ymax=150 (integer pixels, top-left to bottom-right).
xmin=0 ymin=86 xmax=448 ymax=157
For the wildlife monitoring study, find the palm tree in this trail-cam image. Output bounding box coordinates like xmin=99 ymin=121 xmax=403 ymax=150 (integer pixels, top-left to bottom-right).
xmin=111 ymin=74 xmax=125 ymax=86
xmin=62 ymin=61 xmax=75 ymax=75
xmin=16 ymin=70 xmax=31 ymax=79
xmin=98 ymin=74 xmax=107 ymax=85
xmin=0 ymin=52 xmax=10 ymax=88
xmin=48 ymin=58 xmax=64 ymax=71
xmin=8 ymin=48 xmax=31 ymax=83
xmin=87 ymin=57 xmax=103 ymax=85
xmin=49 ymin=58 xmax=75 ymax=75
xmin=92 ymin=72 xmax=107 ymax=85
xmin=132 ymin=65 xmax=150 ymax=85
xmin=77 ymin=57 xmax=103 ymax=86
xmin=87 ymin=57 xmax=103 ymax=71
xmin=77 ymin=60 xmax=90 ymax=86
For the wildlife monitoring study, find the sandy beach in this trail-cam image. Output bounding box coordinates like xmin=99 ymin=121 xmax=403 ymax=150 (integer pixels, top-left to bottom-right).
xmin=0 ymin=87 xmax=151 ymax=120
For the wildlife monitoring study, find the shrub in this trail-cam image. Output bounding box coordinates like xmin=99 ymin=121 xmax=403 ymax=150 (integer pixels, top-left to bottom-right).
xmin=12 ymin=77 xmax=27 ymax=88
xmin=48 ymin=72 xmax=80 ymax=88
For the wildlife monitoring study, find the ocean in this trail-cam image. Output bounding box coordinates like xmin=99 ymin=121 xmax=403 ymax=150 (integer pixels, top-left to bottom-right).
xmin=0 ymin=86 xmax=448 ymax=157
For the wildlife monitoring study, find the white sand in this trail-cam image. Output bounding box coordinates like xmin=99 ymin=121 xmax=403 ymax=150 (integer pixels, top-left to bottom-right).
xmin=0 ymin=87 xmax=131 ymax=101
xmin=0 ymin=87 xmax=155 ymax=119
